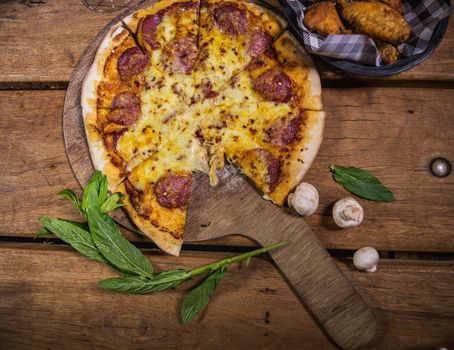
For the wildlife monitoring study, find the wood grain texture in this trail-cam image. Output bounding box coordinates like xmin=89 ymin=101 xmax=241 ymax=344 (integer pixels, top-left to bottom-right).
xmin=0 ymin=0 xmax=453 ymax=84
xmin=0 ymin=243 xmax=452 ymax=350
xmin=1 ymin=88 xmax=454 ymax=251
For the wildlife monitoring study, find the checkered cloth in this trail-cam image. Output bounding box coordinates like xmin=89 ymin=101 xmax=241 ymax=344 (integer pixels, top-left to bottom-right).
xmin=286 ymin=0 xmax=451 ymax=65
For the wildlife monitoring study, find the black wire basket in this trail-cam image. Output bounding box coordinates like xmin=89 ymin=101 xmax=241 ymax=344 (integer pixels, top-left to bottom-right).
xmin=278 ymin=0 xmax=451 ymax=77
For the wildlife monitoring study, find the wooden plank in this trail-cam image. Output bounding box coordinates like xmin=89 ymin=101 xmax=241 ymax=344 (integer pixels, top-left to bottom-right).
xmin=1 ymin=89 xmax=453 ymax=251
xmin=0 ymin=243 xmax=452 ymax=349
xmin=305 ymin=87 xmax=454 ymax=252
xmin=0 ymin=0 xmax=453 ymax=84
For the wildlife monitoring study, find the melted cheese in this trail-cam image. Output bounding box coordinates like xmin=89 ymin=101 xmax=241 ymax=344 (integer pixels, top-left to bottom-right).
xmin=116 ymin=5 xmax=200 ymax=172
xmin=128 ymin=110 xmax=208 ymax=191
xmin=192 ymin=6 xmax=249 ymax=102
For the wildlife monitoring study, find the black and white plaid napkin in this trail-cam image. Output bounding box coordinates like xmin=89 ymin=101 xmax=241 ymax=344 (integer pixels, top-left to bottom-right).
xmin=286 ymin=0 xmax=451 ymax=65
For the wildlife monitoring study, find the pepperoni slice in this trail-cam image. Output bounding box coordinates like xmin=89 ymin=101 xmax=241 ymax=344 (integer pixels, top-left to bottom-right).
xmin=267 ymin=113 xmax=304 ymax=147
xmin=253 ymin=69 xmax=292 ymax=103
xmin=140 ymin=14 xmax=162 ymax=49
xmin=213 ymin=4 xmax=247 ymax=36
xmin=117 ymin=47 xmax=149 ymax=81
xmin=108 ymin=108 xmax=140 ymax=126
xmin=247 ymin=31 xmax=273 ymax=58
xmin=108 ymin=92 xmax=141 ymax=126
xmin=155 ymin=173 xmax=192 ymax=209
xmin=161 ymin=37 xmax=198 ymax=74
xmin=252 ymin=149 xmax=282 ymax=192
xmin=111 ymin=91 xmax=140 ymax=109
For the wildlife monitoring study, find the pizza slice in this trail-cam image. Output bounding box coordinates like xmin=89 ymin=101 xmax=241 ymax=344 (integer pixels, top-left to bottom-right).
xmin=117 ymin=169 xmax=192 ymax=256
xmin=193 ymin=0 xmax=286 ymax=102
xmin=115 ymin=112 xmax=209 ymax=256
xmin=196 ymin=31 xmax=325 ymax=205
xmin=82 ymin=17 xmax=150 ymax=190
xmin=228 ymin=109 xmax=325 ymax=205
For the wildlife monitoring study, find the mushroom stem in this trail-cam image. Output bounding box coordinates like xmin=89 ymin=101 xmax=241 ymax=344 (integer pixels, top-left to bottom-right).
xmin=332 ymin=197 xmax=364 ymax=228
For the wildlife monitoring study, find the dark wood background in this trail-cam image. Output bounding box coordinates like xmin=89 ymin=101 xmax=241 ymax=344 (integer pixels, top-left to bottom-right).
xmin=0 ymin=0 xmax=453 ymax=349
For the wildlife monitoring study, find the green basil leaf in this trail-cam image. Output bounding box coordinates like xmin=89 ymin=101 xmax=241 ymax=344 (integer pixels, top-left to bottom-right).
xmin=100 ymin=192 xmax=125 ymax=214
xmin=57 ymin=189 xmax=83 ymax=214
xmin=82 ymin=171 xmax=105 ymax=212
xmin=86 ymin=208 xmax=153 ymax=277
xmin=98 ymin=175 xmax=108 ymax=205
xmin=98 ymin=270 xmax=189 ymax=294
xmin=39 ymin=217 xmax=107 ymax=263
xmin=330 ymin=165 xmax=395 ymax=202
xmin=180 ymin=266 xmax=228 ymax=324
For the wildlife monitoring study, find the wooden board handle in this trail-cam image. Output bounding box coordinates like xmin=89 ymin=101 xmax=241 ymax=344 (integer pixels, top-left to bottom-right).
xmin=251 ymin=222 xmax=377 ymax=350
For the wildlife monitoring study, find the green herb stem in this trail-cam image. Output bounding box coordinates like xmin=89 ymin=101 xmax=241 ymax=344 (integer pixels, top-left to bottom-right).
xmin=187 ymin=240 xmax=287 ymax=278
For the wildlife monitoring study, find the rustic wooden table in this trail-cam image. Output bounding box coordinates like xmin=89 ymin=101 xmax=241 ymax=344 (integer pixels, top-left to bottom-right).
xmin=1 ymin=1 xmax=453 ymax=349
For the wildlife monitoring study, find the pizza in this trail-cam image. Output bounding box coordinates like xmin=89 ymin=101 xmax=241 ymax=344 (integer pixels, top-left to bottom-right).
xmin=81 ymin=0 xmax=325 ymax=256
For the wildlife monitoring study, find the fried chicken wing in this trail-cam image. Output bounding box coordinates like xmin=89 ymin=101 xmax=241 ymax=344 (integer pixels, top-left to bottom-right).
xmin=342 ymin=2 xmax=411 ymax=44
xmin=377 ymin=41 xmax=400 ymax=64
xmin=375 ymin=0 xmax=404 ymax=14
xmin=338 ymin=0 xmax=404 ymax=13
xmin=304 ymin=1 xmax=347 ymax=36
xmin=336 ymin=0 xmax=352 ymax=8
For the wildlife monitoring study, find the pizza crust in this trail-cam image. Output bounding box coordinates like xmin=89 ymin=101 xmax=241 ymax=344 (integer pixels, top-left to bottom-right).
xmin=265 ymin=32 xmax=324 ymax=204
xmin=81 ymin=16 xmax=132 ymax=191
xmin=116 ymin=182 xmax=183 ymax=256
xmin=266 ymin=110 xmax=326 ymax=205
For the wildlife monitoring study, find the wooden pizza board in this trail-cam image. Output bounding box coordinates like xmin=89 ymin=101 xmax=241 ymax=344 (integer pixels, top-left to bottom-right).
xmin=63 ymin=1 xmax=378 ymax=349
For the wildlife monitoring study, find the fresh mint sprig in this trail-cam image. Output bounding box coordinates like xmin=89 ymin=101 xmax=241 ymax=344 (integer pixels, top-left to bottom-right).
xmin=181 ymin=266 xmax=228 ymax=324
xmin=57 ymin=189 xmax=83 ymax=214
xmin=98 ymin=270 xmax=190 ymax=294
xmin=87 ymin=207 xmax=154 ymax=277
xmin=37 ymin=170 xmax=286 ymax=324
xmin=39 ymin=217 xmax=107 ymax=263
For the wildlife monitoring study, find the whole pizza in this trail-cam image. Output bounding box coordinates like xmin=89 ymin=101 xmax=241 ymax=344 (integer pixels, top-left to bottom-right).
xmin=82 ymin=0 xmax=325 ymax=256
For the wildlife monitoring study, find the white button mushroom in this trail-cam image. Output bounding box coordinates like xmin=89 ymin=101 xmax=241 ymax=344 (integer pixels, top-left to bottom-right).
xmin=332 ymin=197 xmax=364 ymax=228
xmin=353 ymin=247 xmax=379 ymax=272
xmin=287 ymin=182 xmax=319 ymax=216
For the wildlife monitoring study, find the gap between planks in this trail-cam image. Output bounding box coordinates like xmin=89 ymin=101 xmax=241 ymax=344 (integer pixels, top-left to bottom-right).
xmin=1 ymin=236 xmax=452 ymax=262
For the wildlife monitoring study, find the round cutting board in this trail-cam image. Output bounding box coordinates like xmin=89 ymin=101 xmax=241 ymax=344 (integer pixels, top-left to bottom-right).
xmin=62 ymin=0 xmax=283 ymax=234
